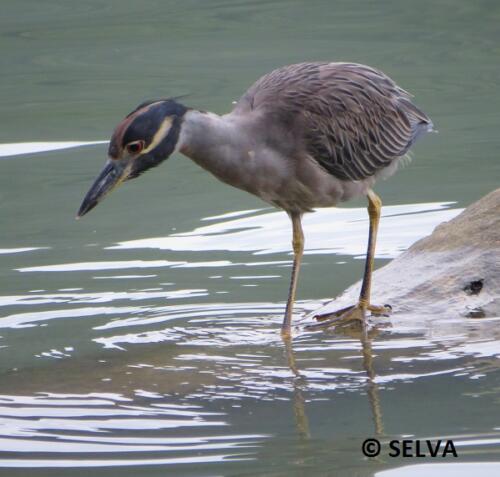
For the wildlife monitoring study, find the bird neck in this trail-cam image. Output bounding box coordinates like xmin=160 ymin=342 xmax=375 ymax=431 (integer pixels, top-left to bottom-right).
xmin=178 ymin=109 xmax=252 ymax=184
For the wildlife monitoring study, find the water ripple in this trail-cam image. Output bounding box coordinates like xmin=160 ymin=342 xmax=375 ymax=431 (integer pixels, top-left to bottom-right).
xmin=0 ymin=141 xmax=107 ymax=158
xmin=0 ymin=392 xmax=265 ymax=468
xmin=108 ymin=202 xmax=461 ymax=258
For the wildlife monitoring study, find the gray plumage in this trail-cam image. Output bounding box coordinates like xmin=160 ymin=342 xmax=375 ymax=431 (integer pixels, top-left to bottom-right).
xmin=78 ymin=61 xmax=434 ymax=337
xmin=233 ymin=62 xmax=432 ymax=182
xmin=173 ymin=63 xmax=432 ymax=214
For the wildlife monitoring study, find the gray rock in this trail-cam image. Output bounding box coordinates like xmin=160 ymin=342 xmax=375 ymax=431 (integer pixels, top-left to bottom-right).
xmin=308 ymin=188 xmax=500 ymax=321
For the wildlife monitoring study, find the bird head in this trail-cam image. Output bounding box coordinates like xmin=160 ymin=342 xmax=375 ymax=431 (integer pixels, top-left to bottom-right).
xmin=77 ymin=99 xmax=188 ymax=218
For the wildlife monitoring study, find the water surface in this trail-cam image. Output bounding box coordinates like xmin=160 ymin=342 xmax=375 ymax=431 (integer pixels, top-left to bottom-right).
xmin=1 ymin=1 xmax=500 ymax=475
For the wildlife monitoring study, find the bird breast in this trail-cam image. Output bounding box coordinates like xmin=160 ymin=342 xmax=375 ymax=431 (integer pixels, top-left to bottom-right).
xmin=179 ymin=109 xmax=376 ymax=213
xmin=251 ymin=149 xmax=377 ymax=212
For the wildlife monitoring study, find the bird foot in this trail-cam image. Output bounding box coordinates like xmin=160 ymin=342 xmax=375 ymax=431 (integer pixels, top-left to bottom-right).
xmin=304 ymin=303 xmax=391 ymax=331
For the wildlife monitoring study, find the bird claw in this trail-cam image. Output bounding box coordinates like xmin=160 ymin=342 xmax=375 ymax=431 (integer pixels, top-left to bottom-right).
xmin=368 ymin=303 xmax=392 ymax=316
xmin=304 ymin=303 xmax=391 ymax=331
xmin=313 ymin=304 xmax=357 ymax=322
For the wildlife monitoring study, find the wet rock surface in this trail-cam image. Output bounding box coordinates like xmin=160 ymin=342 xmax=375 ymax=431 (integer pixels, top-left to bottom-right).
xmin=309 ymin=188 xmax=500 ymax=321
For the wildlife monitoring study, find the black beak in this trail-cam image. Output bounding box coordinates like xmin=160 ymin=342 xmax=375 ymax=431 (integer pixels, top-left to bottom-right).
xmin=77 ymin=160 xmax=128 ymax=218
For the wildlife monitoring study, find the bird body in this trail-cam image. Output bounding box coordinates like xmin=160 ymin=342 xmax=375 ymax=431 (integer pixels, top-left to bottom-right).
xmin=178 ymin=109 xmax=359 ymax=212
xmin=78 ymin=62 xmax=433 ymax=337
xmin=179 ymin=109 xmax=371 ymax=212
xmin=179 ymin=62 xmax=431 ymax=213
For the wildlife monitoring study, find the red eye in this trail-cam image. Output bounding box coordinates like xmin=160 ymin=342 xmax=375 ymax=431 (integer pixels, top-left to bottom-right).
xmin=126 ymin=141 xmax=144 ymax=155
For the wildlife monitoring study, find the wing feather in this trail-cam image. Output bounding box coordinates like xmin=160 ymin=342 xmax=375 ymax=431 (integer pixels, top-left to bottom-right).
xmin=233 ymin=62 xmax=433 ymax=181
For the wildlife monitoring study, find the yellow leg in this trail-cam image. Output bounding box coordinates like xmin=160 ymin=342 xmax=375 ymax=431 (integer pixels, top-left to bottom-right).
xmin=282 ymin=212 xmax=304 ymax=337
xmin=306 ymin=190 xmax=390 ymax=330
xmin=359 ymin=189 xmax=382 ymax=309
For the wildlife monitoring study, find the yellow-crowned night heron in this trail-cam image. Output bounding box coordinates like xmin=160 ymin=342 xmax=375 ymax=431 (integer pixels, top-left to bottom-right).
xmin=78 ymin=62 xmax=433 ymax=337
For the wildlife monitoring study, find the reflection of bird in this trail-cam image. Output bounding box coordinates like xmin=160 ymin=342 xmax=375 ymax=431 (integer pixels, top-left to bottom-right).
xmin=78 ymin=62 xmax=433 ymax=337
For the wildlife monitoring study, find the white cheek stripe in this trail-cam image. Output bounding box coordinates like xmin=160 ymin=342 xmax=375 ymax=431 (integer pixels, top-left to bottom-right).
xmin=142 ymin=117 xmax=173 ymax=153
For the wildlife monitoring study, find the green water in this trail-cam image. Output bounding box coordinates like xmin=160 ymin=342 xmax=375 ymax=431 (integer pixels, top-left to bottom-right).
xmin=1 ymin=1 xmax=500 ymax=475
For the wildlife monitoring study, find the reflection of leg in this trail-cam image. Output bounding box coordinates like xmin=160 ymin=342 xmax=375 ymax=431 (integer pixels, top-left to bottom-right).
xmin=283 ymin=335 xmax=300 ymax=378
xmin=293 ymin=389 xmax=310 ymax=440
xmin=282 ymin=212 xmax=304 ymax=337
xmin=307 ymin=190 xmax=390 ymax=330
xmin=360 ymin=326 xmax=384 ymax=436
xmin=283 ymin=337 xmax=310 ymax=439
